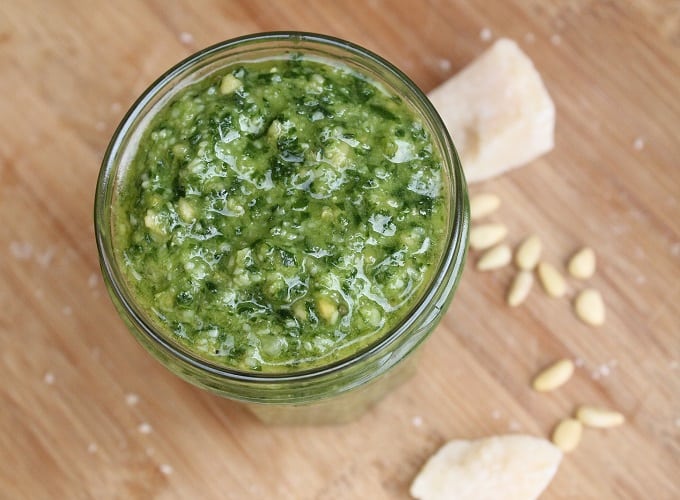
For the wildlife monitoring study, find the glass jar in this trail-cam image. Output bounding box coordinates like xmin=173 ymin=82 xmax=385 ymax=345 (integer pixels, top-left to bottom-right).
xmin=95 ymin=32 xmax=469 ymax=424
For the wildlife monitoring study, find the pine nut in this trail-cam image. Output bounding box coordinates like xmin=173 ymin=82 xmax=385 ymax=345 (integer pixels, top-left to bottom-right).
xmin=220 ymin=74 xmax=242 ymax=94
xmin=532 ymin=359 xmax=574 ymax=392
xmin=551 ymin=418 xmax=583 ymax=452
xmin=568 ymin=247 xmax=596 ymax=279
xmin=576 ymin=406 xmax=625 ymax=428
xmin=574 ymin=288 xmax=605 ymax=326
xmin=470 ymin=193 xmax=501 ymax=220
xmin=515 ymin=235 xmax=542 ymax=270
xmin=507 ymin=271 xmax=533 ymax=307
xmin=469 ymin=223 xmax=508 ymax=250
xmin=537 ymin=262 xmax=567 ymax=298
xmin=477 ymin=244 xmax=512 ymax=271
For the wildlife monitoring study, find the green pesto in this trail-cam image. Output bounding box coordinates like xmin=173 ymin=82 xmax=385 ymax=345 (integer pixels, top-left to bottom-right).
xmin=114 ymin=56 xmax=447 ymax=373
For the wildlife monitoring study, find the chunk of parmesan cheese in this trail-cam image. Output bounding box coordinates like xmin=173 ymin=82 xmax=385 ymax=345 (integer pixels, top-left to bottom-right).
xmin=410 ymin=435 xmax=562 ymax=500
xmin=428 ymin=39 xmax=555 ymax=183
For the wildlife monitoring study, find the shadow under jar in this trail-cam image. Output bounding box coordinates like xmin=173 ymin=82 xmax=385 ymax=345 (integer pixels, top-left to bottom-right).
xmin=95 ymin=32 xmax=469 ymax=425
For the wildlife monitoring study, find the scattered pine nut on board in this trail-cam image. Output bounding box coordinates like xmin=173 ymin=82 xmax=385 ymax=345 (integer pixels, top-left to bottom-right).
xmin=532 ymin=359 xmax=575 ymax=392
xmin=537 ymin=262 xmax=567 ymax=298
xmin=469 ymin=222 xmax=508 ymax=250
xmin=507 ymin=270 xmax=534 ymax=307
xmin=568 ymin=247 xmax=597 ymax=280
xmin=576 ymin=406 xmax=626 ymax=428
xmin=469 ymin=193 xmax=501 ymax=220
xmin=427 ymin=38 xmax=555 ymax=182
xmin=574 ymin=288 xmax=606 ymax=326
xmin=515 ymin=235 xmax=542 ymax=271
xmin=477 ymin=243 xmax=512 ymax=271
xmin=551 ymin=419 xmax=583 ymax=453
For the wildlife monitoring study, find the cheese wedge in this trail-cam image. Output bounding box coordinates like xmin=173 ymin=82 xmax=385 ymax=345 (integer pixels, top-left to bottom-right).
xmin=410 ymin=435 xmax=562 ymax=500
xmin=428 ymin=39 xmax=555 ymax=183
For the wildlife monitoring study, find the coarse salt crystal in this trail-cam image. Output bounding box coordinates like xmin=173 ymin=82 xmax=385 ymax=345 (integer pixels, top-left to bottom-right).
xmin=480 ymin=28 xmax=492 ymax=41
xmin=612 ymin=224 xmax=629 ymax=235
xmin=138 ymin=422 xmax=152 ymax=434
xmin=9 ymin=241 xmax=32 ymax=260
xmin=36 ymin=247 xmax=55 ymax=267
xmin=87 ymin=442 xmax=98 ymax=454
xmin=44 ymin=372 xmax=55 ymax=385
xmin=88 ymin=273 xmax=99 ymax=288
xmin=179 ymin=32 xmax=194 ymax=45
xmin=160 ymin=464 xmax=173 ymax=475
xmin=438 ymin=58 xmax=451 ymax=71
xmin=125 ymin=393 xmax=140 ymax=406
xmin=633 ymin=137 xmax=645 ymax=151
xmin=412 ymin=416 xmax=423 ymax=427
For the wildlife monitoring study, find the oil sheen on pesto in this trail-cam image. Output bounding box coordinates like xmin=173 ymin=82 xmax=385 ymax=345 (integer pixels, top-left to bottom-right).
xmin=114 ymin=56 xmax=447 ymax=373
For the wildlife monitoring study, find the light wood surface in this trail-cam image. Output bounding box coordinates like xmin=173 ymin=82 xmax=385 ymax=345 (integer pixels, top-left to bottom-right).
xmin=1 ymin=1 xmax=678 ymax=498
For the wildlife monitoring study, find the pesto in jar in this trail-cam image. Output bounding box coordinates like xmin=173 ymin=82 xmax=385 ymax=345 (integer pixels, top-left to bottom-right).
xmin=114 ymin=56 xmax=447 ymax=372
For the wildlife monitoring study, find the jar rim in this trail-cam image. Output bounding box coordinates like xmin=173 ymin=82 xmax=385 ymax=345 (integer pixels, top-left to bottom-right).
xmin=95 ymin=31 xmax=468 ymax=384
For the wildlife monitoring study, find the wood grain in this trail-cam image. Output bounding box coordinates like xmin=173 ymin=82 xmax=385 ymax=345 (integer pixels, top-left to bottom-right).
xmin=1 ymin=0 xmax=678 ymax=498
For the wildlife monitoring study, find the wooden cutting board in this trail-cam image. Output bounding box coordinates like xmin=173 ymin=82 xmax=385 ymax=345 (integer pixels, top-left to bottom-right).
xmin=1 ymin=1 xmax=678 ymax=498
